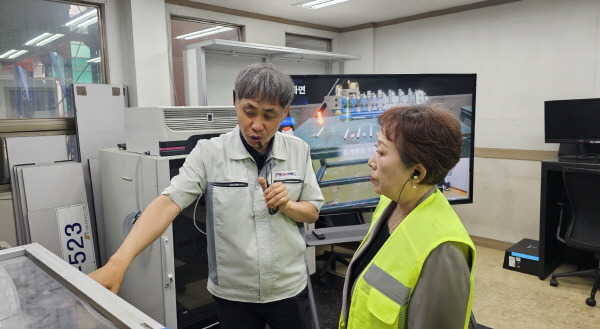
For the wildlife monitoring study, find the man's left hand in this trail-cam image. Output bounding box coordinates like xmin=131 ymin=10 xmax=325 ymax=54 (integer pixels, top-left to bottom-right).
xmin=258 ymin=177 xmax=289 ymax=211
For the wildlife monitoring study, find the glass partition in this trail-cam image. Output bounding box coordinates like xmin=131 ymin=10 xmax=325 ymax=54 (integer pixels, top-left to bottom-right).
xmin=0 ymin=0 xmax=104 ymax=120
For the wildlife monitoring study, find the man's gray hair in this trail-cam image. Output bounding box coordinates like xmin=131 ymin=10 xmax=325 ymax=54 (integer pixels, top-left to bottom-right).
xmin=234 ymin=62 xmax=295 ymax=108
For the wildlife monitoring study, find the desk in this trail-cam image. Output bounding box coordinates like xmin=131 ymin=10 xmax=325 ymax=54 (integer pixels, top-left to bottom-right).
xmin=539 ymin=157 xmax=598 ymax=279
xmin=305 ymin=224 xmax=370 ymax=247
xmin=305 ymin=224 xmax=370 ymax=282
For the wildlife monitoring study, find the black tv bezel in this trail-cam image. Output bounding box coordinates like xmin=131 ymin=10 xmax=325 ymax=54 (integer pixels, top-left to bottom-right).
xmin=289 ymin=73 xmax=477 ymax=214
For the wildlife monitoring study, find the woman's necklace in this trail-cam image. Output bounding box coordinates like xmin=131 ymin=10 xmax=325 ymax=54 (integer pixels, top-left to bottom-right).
xmin=388 ymin=207 xmax=405 ymax=233
xmin=387 ymin=186 xmax=436 ymax=233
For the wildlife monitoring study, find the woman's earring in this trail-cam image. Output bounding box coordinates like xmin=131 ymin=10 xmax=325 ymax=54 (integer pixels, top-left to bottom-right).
xmin=412 ymin=180 xmax=417 ymax=189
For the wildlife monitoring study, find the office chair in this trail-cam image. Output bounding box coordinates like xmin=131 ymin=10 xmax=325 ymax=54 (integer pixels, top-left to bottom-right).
xmin=549 ymin=167 xmax=600 ymax=307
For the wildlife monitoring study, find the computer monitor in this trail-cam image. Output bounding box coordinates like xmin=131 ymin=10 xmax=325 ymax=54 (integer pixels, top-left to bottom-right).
xmin=285 ymin=74 xmax=476 ymax=215
xmin=544 ymin=98 xmax=600 ymax=158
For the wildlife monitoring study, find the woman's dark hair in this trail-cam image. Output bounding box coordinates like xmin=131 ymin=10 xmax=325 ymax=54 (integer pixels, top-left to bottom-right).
xmin=378 ymin=103 xmax=463 ymax=185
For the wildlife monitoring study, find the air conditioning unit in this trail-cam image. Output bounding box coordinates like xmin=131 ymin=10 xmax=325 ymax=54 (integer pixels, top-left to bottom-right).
xmin=124 ymin=106 xmax=237 ymax=156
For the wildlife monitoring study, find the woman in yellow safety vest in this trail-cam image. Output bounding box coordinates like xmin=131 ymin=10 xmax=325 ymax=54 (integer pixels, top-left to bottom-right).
xmin=339 ymin=103 xmax=476 ymax=329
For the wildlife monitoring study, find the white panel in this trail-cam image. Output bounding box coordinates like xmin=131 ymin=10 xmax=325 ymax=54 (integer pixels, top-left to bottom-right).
xmin=5 ymin=135 xmax=75 ymax=245
xmin=19 ymin=162 xmax=87 ymax=226
xmin=74 ymin=83 xmax=128 ymax=163
xmin=74 ymin=83 xmax=128 ymax=265
xmin=0 ymin=192 xmax=16 ymax=247
xmin=26 ymin=208 xmax=63 ymax=257
xmin=18 ymin=162 xmax=97 ymax=273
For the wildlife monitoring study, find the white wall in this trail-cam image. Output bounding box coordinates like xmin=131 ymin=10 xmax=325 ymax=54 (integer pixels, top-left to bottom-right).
xmin=119 ymin=0 xmax=172 ymax=107
xmin=94 ymin=0 xmax=600 ymax=244
xmin=367 ymin=0 xmax=600 ymax=243
xmin=454 ymin=158 xmax=541 ymax=243
xmin=90 ymin=0 xmax=173 ymax=107
xmin=374 ymin=0 xmax=600 ymax=151
xmin=340 ymin=28 xmax=375 ymax=74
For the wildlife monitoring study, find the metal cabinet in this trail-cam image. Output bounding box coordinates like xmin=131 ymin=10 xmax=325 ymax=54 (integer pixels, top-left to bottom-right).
xmin=100 ymin=148 xmax=216 ymax=329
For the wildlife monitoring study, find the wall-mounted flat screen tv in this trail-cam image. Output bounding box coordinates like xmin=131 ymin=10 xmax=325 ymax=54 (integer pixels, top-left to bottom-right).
xmin=284 ymin=74 xmax=476 ymax=215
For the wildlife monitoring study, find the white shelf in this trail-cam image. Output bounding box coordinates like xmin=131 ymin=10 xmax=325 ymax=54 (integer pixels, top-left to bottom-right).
xmin=182 ymin=39 xmax=360 ymax=106
xmin=184 ymin=39 xmax=359 ymax=64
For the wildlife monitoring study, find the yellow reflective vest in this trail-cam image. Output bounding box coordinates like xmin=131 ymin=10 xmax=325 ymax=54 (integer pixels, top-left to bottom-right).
xmin=339 ymin=190 xmax=476 ymax=329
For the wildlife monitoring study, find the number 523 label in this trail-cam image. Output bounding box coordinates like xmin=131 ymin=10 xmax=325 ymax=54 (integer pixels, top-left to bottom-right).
xmin=56 ymin=204 xmax=97 ymax=274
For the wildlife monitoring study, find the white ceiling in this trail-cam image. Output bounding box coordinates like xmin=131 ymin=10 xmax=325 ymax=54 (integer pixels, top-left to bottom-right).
xmin=188 ymin=0 xmax=499 ymax=29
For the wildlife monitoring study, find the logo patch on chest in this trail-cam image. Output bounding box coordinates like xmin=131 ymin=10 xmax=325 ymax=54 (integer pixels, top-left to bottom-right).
xmin=274 ymin=171 xmax=298 ymax=178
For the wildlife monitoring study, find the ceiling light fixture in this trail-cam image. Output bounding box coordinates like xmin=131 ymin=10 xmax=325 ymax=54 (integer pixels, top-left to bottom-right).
xmin=176 ymin=26 xmax=234 ymax=40
xmin=25 ymin=33 xmax=53 ymax=46
xmin=87 ymin=57 xmax=101 ymax=63
xmin=65 ymin=10 xmax=97 ymax=27
xmin=293 ymin=0 xmax=350 ymax=10
xmin=35 ymin=34 xmax=64 ymax=46
xmin=77 ymin=16 xmax=98 ymax=28
xmin=0 ymin=49 xmax=18 ymax=59
xmin=7 ymin=50 xmax=29 ymax=59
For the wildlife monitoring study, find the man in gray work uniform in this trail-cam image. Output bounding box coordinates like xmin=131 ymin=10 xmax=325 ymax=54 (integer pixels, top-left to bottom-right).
xmin=90 ymin=62 xmax=324 ymax=329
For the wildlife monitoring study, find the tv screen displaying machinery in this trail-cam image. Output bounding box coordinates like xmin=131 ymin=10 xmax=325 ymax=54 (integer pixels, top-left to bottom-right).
xmin=284 ymin=74 xmax=476 ymax=215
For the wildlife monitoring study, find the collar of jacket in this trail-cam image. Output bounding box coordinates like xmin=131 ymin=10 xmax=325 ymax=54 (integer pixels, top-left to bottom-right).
xmin=227 ymin=125 xmax=289 ymax=161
